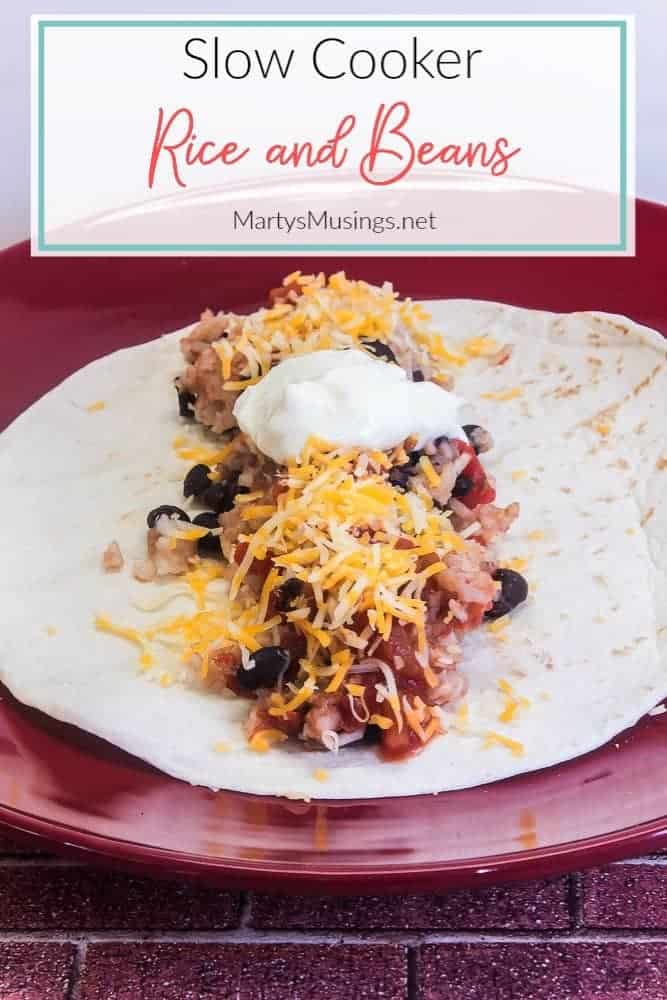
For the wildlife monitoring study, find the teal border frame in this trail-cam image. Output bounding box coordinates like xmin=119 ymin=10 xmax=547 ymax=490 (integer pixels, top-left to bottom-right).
xmin=36 ymin=18 xmax=629 ymax=253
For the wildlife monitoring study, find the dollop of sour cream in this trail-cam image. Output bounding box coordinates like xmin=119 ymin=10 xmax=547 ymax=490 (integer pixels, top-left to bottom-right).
xmin=233 ymin=349 xmax=466 ymax=464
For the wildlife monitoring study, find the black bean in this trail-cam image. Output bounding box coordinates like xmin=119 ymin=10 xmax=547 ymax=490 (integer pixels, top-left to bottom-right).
xmin=275 ymin=578 xmax=303 ymax=612
xmin=388 ymin=466 xmax=411 ymax=490
xmin=237 ymin=646 xmax=291 ymax=691
xmin=485 ymin=569 xmax=529 ymax=620
xmin=230 ymin=483 xmax=251 ymax=504
xmin=463 ymin=424 xmax=489 ymax=455
xmin=184 ymin=464 xmax=212 ymax=499
xmin=201 ymin=482 xmax=230 ymax=513
xmin=362 ymin=339 xmax=397 ymax=364
xmin=362 ymin=723 xmax=383 ymax=744
xmin=203 ymin=477 xmax=250 ymax=514
xmin=452 ymin=474 xmax=473 ymax=498
xmin=175 ymin=384 xmax=195 ymax=419
xmin=192 ymin=511 xmax=220 ymax=530
xmin=146 ymin=505 xmax=190 ymax=529
xmin=191 ymin=511 xmax=223 ymax=559
xmin=412 ymin=369 xmax=425 ymax=382
xmin=197 ymin=534 xmax=223 ymax=559
xmin=388 ymin=449 xmax=423 ymax=490
xmin=434 ymin=435 xmax=450 ymax=447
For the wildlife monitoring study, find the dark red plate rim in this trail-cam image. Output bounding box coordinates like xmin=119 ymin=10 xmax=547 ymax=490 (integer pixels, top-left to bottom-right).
xmin=2 ymin=793 xmax=667 ymax=894
xmin=1 ymin=205 xmax=667 ymax=892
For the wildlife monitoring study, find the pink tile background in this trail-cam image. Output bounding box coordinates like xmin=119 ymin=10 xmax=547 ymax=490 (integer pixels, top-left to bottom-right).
xmin=0 ymin=836 xmax=665 ymax=998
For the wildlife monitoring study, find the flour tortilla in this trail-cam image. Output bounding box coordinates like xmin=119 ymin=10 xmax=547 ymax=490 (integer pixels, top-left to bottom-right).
xmin=1 ymin=301 xmax=665 ymax=799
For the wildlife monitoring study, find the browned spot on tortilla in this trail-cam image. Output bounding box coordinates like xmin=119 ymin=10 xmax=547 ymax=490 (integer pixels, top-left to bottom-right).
xmin=633 ymin=362 xmax=665 ymax=397
xmin=554 ymin=385 xmax=582 ymax=399
xmin=657 ymin=456 xmax=667 ymax=471
xmin=641 ymin=507 xmax=655 ymax=527
xmin=592 ymin=547 xmax=606 ymax=556
xmin=560 ymin=486 xmax=572 ymax=494
xmin=635 ymin=419 xmax=648 ymax=434
xmin=587 ymin=356 xmax=603 ymax=366
xmin=580 ymin=362 xmax=664 ymax=434
xmin=592 ymin=315 xmax=631 ymax=336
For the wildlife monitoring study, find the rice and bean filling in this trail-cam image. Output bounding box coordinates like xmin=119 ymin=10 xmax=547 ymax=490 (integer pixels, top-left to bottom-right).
xmin=116 ymin=273 xmax=528 ymax=759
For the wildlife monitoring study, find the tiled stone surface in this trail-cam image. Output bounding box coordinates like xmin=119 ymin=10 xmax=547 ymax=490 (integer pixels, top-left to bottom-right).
xmin=419 ymin=942 xmax=667 ymax=1000
xmin=250 ymin=878 xmax=570 ymax=930
xmin=0 ymin=837 xmax=664 ymax=999
xmin=582 ymin=865 xmax=667 ymax=928
xmin=0 ymin=866 xmax=241 ymax=930
xmin=0 ymin=943 xmax=76 ymax=999
xmin=80 ymin=943 xmax=409 ymax=1000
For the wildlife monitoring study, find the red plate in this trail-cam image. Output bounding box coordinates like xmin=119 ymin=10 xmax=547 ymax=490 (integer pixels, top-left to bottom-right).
xmin=2 ymin=203 xmax=667 ymax=893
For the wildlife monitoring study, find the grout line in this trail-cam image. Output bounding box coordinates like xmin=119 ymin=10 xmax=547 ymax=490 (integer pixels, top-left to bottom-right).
xmin=569 ymin=872 xmax=585 ymax=930
xmin=612 ymin=857 xmax=667 ymax=865
xmin=64 ymin=941 xmax=87 ymax=1000
xmin=407 ymin=944 xmax=419 ymax=1000
xmin=6 ymin=930 xmax=667 ymax=946
xmin=0 ymin=857 xmax=88 ymax=868
xmin=237 ymin=893 xmax=253 ymax=929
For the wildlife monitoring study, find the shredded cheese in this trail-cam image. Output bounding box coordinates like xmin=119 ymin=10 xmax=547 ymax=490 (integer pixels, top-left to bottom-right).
xmin=463 ymin=336 xmax=500 ymax=357
xmin=483 ymin=731 xmax=525 ymax=756
xmin=249 ymin=729 xmax=289 ymax=752
xmin=419 ymin=455 xmax=441 ymax=487
xmin=480 ymin=387 xmax=522 ymax=401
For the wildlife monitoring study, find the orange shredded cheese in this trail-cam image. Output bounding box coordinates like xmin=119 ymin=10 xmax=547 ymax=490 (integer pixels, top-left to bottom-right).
xmin=369 ymin=714 xmax=394 ymax=730
xmin=249 ymin=729 xmax=289 ymax=752
xmin=419 ymin=455 xmax=441 ymax=487
xmin=463 ymin=336 xmax=500 ymax=357
xmin=481 ymin=387 xmax=522 ymax=401
xmin=484 ymin=731 xmax=525 ymax=756
xmin=487 ymin=616 xmax=510 ymax=634
xmin=502 ymin=557 xmax=528 ymax=572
